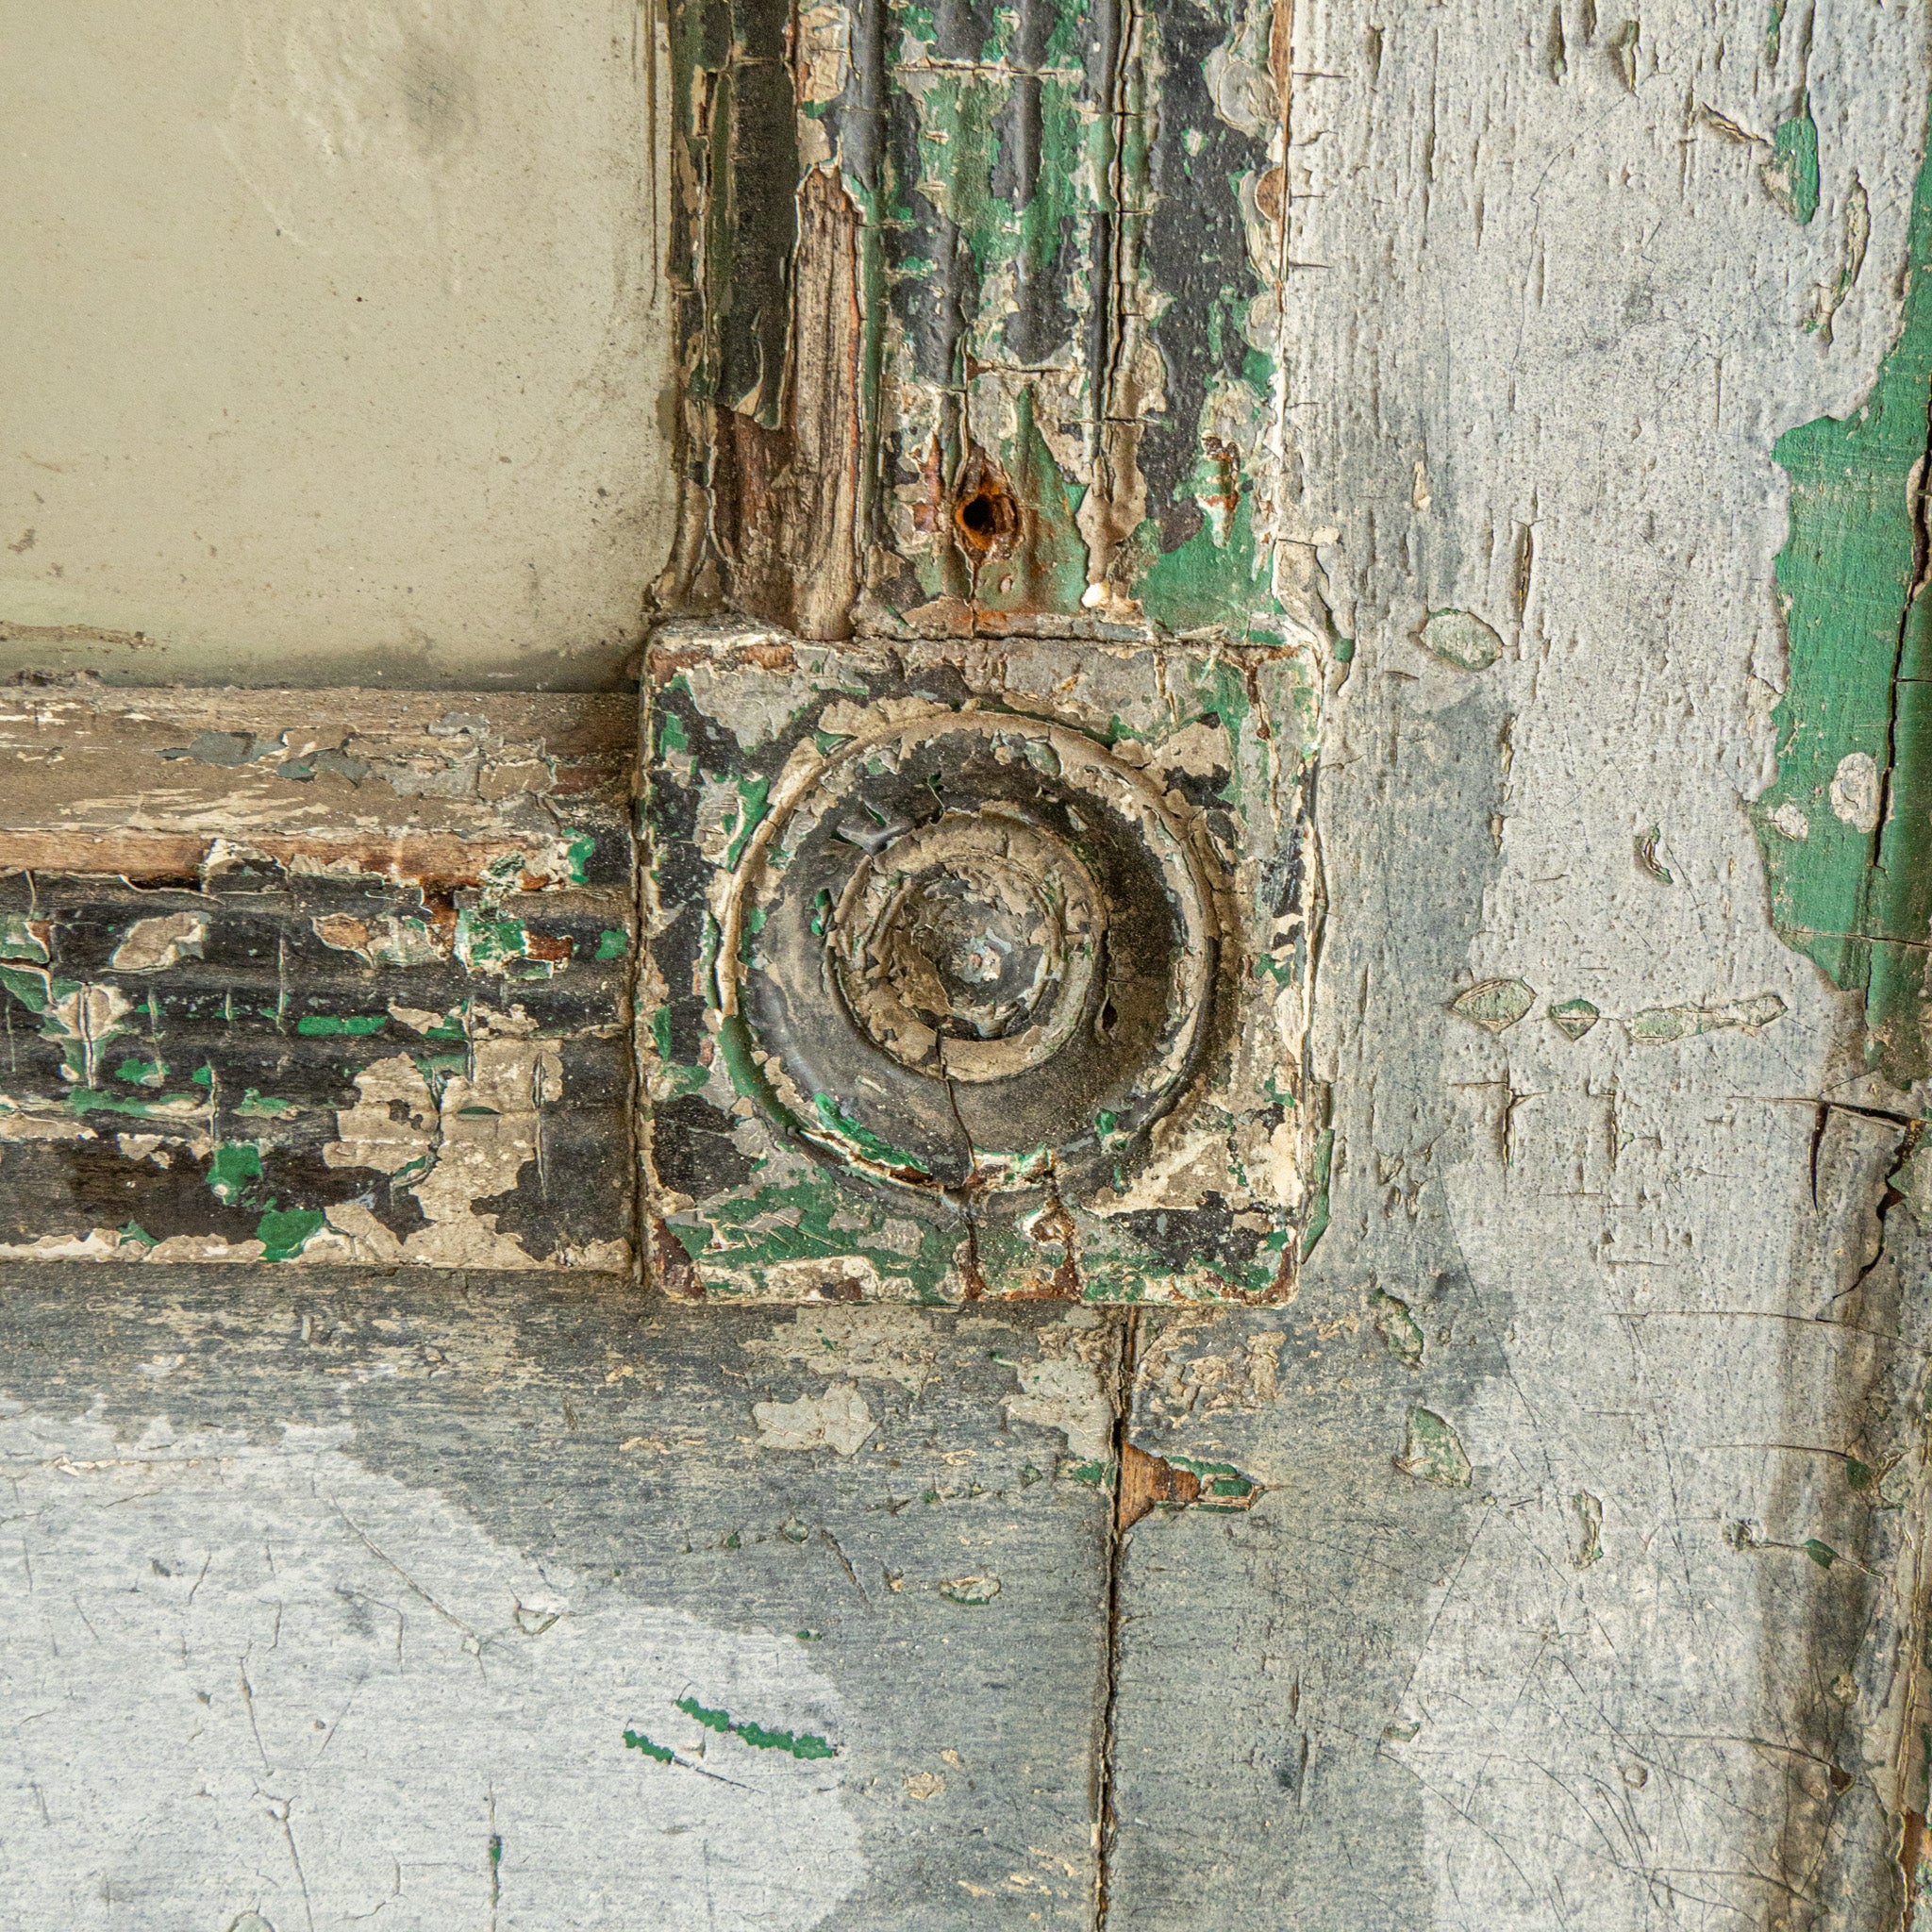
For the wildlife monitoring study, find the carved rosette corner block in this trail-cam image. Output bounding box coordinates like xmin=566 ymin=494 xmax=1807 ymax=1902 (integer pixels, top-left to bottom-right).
xmin=640 ymin=625 xmax=1321 ymax=1303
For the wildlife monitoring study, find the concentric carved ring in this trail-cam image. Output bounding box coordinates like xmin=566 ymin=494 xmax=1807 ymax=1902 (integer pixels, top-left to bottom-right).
xmin=718 ymin=708 xmax=1216 ymax=1193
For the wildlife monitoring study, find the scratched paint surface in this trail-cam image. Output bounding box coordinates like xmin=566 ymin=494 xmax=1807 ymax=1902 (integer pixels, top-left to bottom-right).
xmin=664 ymin=0 xmax=1326 ymax=654
xmin=0 ymin=691 xmax=634 ymax=1266
xmin=0 ymin=1271 xmax=1112 ymax=1929
xmin=640 ymin=622 xmax=1319 ymax=1301
xmin=1081 ymin=5 xmax=1932 ymax=1927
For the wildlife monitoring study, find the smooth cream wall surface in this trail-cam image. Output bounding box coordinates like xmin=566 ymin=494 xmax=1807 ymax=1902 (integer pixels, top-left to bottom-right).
xmin=1 ymin=0 xmax=672 ymax=689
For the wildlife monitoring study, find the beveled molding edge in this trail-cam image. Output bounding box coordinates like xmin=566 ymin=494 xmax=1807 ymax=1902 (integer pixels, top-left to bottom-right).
xmin=0 ymin=686 xmax=636 ymax=1271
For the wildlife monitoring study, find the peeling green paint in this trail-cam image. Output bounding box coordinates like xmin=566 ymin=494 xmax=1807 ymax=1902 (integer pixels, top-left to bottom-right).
xmin=810 ymin=1093 xmax=933 ymax=1177
xmin=295 ymin=1013 xmax=389 ymax=1038
xmin=1373 ymin=1290 xmax=1424 ymax=1367
xmin=674 ymin=1695 xmax=731 ymax=1734
xmin=1396 ymin=1407 xmax=1473 ymax=1488
xmin=676 ymin=1174 xmax=958 ymax=1299
xmin=724 ymin=778 xmax=771 ymax=871
xmin=207 ymin=1141 xmax=263 ymax=1206
xmin=1163 ymin=1455 xmax=1263 ymax=1511
xmin=936 ymin=1574 xmax=1001 ymax=1606
xmin=256 ymin=1204 xmax=325 ymax=1261
xmin=1766 ymin=95 xmax=1821 ymax=224
xmin=673 ymin=1696 xmax=837 ymax=1759
xmin=595 ymin=928 xmax=629 ymax=960
xmin=1060 ymin=1457 xmax=1114 ymax=1490
xmin=0 ymin=964 xmax=67 ymax=1016
xmin=1627 ymin=992 xmax=1786 ymax=1045
xmin=1299 ymin=1128 xmax=1334 ymax=1261
xmin=454 ymin=909 xmax=562 ymax=981
xmin=1754 ymin=105 xmax=1932 ymax=1087
xmin=0 ymin=915 xmax=49 ymax=964
xmin=1548 ymin=998 xmax=1600 ymax=1041
xmin=623 ymin=1728 xmax=676 ymax=1764
xmin=1450 ymin=978 xmax=1537 ymax=1033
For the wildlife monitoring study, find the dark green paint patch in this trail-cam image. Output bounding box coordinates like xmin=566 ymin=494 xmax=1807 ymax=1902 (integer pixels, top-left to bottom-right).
xmin=730 ymin=1719 xmax=838 ymax=1759
xmin=724 ymin=778 xmax=771 ymax=870
xmin=256 ymin=1204 xmax=325 ymax=1261
xmin=207 ymin=1141 xmax=263 ymax=1206
xmin=623 ymin=1728 xmax=676 ymax=1764
xmin=1136 ymin=489 xmax=1274 ymax=641
xmin=1060 ymin=1457 xmax=1113 ymax=1490
xmin=673 ymin=1696 xmax=837 ymax=1758
xmin=675 ymin=1695 xmax=733 ymax=1735
xmin=0 ymin=916 xmax=50 ymax=964
xmin=0 ymin=964 xmax=64 ymax=1015
xmin=1164 ymin=1454 xmax=1264 ymax=1510
xmin=296 ymin=1013 xmax=388 ymax=1037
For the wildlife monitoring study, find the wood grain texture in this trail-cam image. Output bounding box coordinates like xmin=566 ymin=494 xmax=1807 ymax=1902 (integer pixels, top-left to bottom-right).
xmin=1091 ymin=5 xmax=1932 ymax=1927
xmin=662 ymin=0 xmax=1328 ymax=653
xmin=6 ymin=3 xmax=1932 ymax=1927
xmin=0 ymin=691 xmax=635 ymax=1267
xmin=0 ymin=1269 xmax=1115 ymax=1929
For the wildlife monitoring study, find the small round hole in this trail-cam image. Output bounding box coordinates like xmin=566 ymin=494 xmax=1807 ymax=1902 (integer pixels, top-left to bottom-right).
xmin=958 ymin=493 xmax=997 ymax=539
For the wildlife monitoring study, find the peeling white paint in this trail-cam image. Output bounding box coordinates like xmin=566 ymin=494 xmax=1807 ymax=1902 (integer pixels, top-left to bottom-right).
xmin=1004 ymin=1356 xmax=1111 ymax=1460
xmin=108 ymin=910 xmax=208 ymax=972
xmin=321 ymin=1028 xmax=570 ymax=1268
xmin=1829 ymin=749 xmax=1881 ymax=831
xmin=742 ymin=1307 xmax=940 ymax=1391
xmin=752 ymin=1383 xmax=875 ymax=1457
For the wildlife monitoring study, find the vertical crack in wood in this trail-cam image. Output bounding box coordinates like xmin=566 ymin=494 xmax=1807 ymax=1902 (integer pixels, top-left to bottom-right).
xmin=1084 ymin=0 xmax=1139 ymax=602
xmin=1093 ymin=1304 xmax=1141 ymax=1928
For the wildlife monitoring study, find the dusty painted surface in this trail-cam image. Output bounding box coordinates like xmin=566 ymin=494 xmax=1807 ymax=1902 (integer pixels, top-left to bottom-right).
xmin=1080 ymin=6 xmax=1932 ymax=1926
xmin=663 ymin=0 xmax=1333 ymax=657
xmin=0 ymin=1272 xmax=1112 ymax=1929
xmin=640 ymin=622 xmax=1319 ymax=1301
xmin=6 ymin=3 xmax=1932 ymax=1927
xmin=0 ymin=691 xmax=633 ymax=1265
xmin=0 ymin=0 xmax=674 ymax=691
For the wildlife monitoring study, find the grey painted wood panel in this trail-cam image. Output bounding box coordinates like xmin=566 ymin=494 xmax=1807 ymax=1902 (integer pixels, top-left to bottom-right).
xmin=0 ymin=1272 xmax=1116 ymax=1928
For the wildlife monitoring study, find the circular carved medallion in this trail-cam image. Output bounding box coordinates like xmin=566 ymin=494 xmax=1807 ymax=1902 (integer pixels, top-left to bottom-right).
xmin=718 ymin=707 xmax=1218 ymax=1194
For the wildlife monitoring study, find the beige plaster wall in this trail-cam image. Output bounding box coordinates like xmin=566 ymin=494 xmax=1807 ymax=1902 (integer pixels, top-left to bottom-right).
xmin=0 ymin=0 xmax=673 ymax=689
